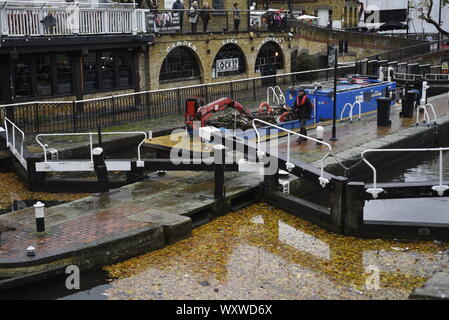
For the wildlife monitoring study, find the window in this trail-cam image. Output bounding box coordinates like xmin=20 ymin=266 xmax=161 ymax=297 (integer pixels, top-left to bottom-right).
xmin=83 ymin=53 xmax=98 ymax=92
xmin=36 ymin=54 xmax=52 ymax=96
xmin=83 ymin=50 xmax=133 ymax=92
xmin=14 ymin=56 xmax=32 ymax=99
xmin=213 ymin=44 xmax=246 ymax=78
xmin=160 ymin=47 xmax=200 ymax=83
xmin=117 ymin=54 xmax=132 ymax=88
xmin=212 ymin=0 xmax=225 ymax=15
xmin=14 ymin=53 xmax=73 ymax=99
xmin=99 ymin=51 xmax=115 ymax=90
xmin=56 ymin=54 xmax=72 ymax=94
xmin=255 ymin=42 xmax=284 ymax=73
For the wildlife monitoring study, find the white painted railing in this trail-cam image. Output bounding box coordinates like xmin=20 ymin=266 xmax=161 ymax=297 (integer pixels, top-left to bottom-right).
xmin=425 ymin=73 xmax=449 ymax=81
xmin=35 ymin=131 xmax=147 ymax=168
xmin=340 ymin=99 xmax=362 ymax=123
xmin=252 ymin=118 xmax=332 ymax=188
xmin=362 ymin=148 xmax=449 ymax=199
xmin=4 ymin=117 xmax=27 ymax=169
xmin=0 ymin=4 xmax=148 ymax=36
xmin=395 ymin=73 xmax=424 ymax=81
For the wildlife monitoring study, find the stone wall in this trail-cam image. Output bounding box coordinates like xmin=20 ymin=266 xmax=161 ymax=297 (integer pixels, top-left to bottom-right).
xmin=147 ymin=32 xmax=289 ymax=90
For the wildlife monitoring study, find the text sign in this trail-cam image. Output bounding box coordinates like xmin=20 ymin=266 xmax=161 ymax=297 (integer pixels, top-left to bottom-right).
xmin=216 ymin=58 xmax=239 ymax=73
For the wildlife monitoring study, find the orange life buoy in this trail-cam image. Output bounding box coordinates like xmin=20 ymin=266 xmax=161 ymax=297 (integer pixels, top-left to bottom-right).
xmin=259 ymin=101 xmax=273 ymax=114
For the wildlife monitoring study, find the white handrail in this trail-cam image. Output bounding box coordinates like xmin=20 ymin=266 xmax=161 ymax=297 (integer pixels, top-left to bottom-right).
xmin=266 ymin=87 xmax=280 ymax=106
xmin=35 ymin=131 xmax=147 ymax=164
xmin=361 ymin=147 xmax=449 ymax=199
xmin=4 ymin=117 xmax=27 ymax=168
xmin=252 ymin=118 xmax=332 ymax=188
xmin=274 ymin=86 xmax=286 ymax=105
xmin=340 ymin=100 xmax=362 ymax=123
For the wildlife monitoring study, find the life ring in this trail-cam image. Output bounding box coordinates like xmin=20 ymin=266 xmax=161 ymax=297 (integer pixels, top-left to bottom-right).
xmin=259 ymin=101 xmax=273 ymax=114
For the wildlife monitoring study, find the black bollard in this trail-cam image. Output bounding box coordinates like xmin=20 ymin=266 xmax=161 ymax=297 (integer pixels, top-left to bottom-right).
xmin=34 ymin=201 xmax=45 ymax=233
xmin=93 ymin=147 xmax=109 ymax=193
xmin=213 ymin=145 xmax=226 ymax=216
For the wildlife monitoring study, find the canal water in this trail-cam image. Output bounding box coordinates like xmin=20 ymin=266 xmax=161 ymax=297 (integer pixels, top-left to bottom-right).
xmin=1 ymin=148 xmax=448 ymax=300
xmin=363 ymin=147 xmax=449 ymax=224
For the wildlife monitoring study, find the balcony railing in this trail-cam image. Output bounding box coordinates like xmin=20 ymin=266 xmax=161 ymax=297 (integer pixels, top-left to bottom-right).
xmin=0 ymin=2 xmax=291 ymax=37
xmin=0 ymin=1 xmax=148 ymax=36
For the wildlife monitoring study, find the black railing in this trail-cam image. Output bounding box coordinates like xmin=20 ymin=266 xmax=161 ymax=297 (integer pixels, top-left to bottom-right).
xmin=0 ymin=65 xmax=356 ymax=134
xmin=364 ymin=39 xmax=449 ymax=62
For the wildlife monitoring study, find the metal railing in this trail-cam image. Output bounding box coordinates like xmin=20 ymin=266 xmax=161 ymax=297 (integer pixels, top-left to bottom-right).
xmin=252 ymin=118 xmax=331 ymax=188
xmin=0 ymin=1 xmax=145 ymax=36
xmin=4 ymin=116 xmax=26 ymax=168
xmin=365 ymin=39 xmax=448 ymax=63
xmin=36 ymin=131 xmax=147 ymax=165
xmin=266 ymin=86 xmax=285 ymax=106
xmin=362 ymin=148 xmax=449 ymax=199
xmin=340 ymin=99 xmax=362 ymax=123
xmin=0 ymin=65 xmax=356 ymax=134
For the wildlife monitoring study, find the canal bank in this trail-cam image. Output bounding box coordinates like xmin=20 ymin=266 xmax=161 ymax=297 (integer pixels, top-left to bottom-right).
xmin=1 ymin=92 xmax=449 ymax=290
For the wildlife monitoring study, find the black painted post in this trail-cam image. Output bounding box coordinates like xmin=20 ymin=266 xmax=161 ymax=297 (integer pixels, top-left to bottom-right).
xmin=344 ymin=182 xmax=365 ymax=236
xmin=34 ymin=201 xmax=45 ymax=233
xmin=213 ymin=144 xmax=226 ymax=216
xmin=97 ymin=125 xmax=102 ymax=148
xmin=93 ymin=147 xmax=109 ymax=193
xmin=330 ymin=46 xmax=338 ymax=141
xmin=329 ymin=181 xmax=345 ymax=234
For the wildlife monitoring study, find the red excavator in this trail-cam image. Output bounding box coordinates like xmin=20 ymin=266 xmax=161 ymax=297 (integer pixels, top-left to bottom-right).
xmin=185 ymin=97 xmax=290 ymax=131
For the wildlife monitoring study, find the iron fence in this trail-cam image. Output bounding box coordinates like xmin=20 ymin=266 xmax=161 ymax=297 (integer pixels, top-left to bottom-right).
xmin=0 ymin=65 xmax=356 ymax=134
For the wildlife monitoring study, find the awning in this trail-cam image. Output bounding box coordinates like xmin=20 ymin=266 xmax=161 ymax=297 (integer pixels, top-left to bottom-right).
xmin=378 ymin=21 xmax=408 ymax=31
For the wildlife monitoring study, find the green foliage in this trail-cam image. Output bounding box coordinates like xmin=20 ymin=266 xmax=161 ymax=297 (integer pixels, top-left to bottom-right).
xmin=296 ymin=52 xmax=319 ymax=72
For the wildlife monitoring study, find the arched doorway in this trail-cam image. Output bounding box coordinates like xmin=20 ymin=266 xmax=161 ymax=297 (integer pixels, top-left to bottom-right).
xmin=255 ymin=41 xmax=284 ymax=85
xmin=212 ymin=44 xmax=247 ymax=78
xmin=159 ymin=47 xmax=201 ymax=83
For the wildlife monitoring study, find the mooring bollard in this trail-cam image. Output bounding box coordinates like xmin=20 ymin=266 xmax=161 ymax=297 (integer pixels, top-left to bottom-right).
xmin=316 ymin=126 xmax=324 ymax=145
xmin=34 ymin=201 xmax=45 ymax=233
xmin=93 ymin=147 xmax=109 ymax=193
xmin=27 ymin=246 xmax=36 ymax=257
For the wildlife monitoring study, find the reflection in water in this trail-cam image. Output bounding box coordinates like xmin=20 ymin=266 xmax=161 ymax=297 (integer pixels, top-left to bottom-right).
xmin=364 ymin=150 xmax=449 ymax=223
xmin=103 ymin=203 xmax=449 ymax=300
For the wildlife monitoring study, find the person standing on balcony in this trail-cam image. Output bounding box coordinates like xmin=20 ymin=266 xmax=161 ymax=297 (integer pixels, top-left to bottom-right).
xmin=172 ymin=0 xmax=184 ymax=33
xmin=200 ymin=1 xmax=211 ymax=32
xmin=189 ymin=1 xmax=199 ymax=33
xmin=233 ymin=3 xmax=240 ymax=32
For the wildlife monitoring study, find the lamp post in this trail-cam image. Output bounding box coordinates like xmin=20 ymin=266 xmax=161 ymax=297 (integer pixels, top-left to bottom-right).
xmin=438 ymin=0 xmax=442 ymax=50
xmin=330 ymin=45 xmax=338 ymax=141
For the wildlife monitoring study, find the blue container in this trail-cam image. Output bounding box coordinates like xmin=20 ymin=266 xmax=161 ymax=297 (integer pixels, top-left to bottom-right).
xmin=285 ymin=81 xmax=396 ymax=125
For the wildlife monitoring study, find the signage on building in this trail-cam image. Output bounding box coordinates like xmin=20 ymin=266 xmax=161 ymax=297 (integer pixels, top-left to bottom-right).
xmin=223 ymin=38 xmax=238 ymax=45
xmin=167 ymin=41 xmax=197 ymax=53
xmin=216 ymin=58 xmax=239 ymax=73
xmin=257 ymin=37 xmax=283 ymax=51
xmin=147 ymin=11 xmax=180 ymax=33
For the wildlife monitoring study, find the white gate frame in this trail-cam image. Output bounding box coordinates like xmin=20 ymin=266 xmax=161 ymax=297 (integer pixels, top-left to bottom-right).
xmin=361 ymin=147 xmax=449 ymax=199
xmin=3 ymin=117 xmax=27 ymax=169
xmin=252 ymin=118 xmax=332 ymax=188
xmin=35 ymin=131 xmax=147 ymax=171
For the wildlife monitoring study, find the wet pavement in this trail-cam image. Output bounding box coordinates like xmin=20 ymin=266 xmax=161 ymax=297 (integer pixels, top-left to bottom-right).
xmin=103 ymin=203 xmax=449 ymax=300
xmin=0 ymin=171 xmax=261 ymax=269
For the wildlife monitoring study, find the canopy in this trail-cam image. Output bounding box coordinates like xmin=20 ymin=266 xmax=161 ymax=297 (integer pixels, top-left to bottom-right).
xmin=378 ymin=21 xmax=408 ymax=31
xmin=297 ymin=15 xmax=319 ymax=21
